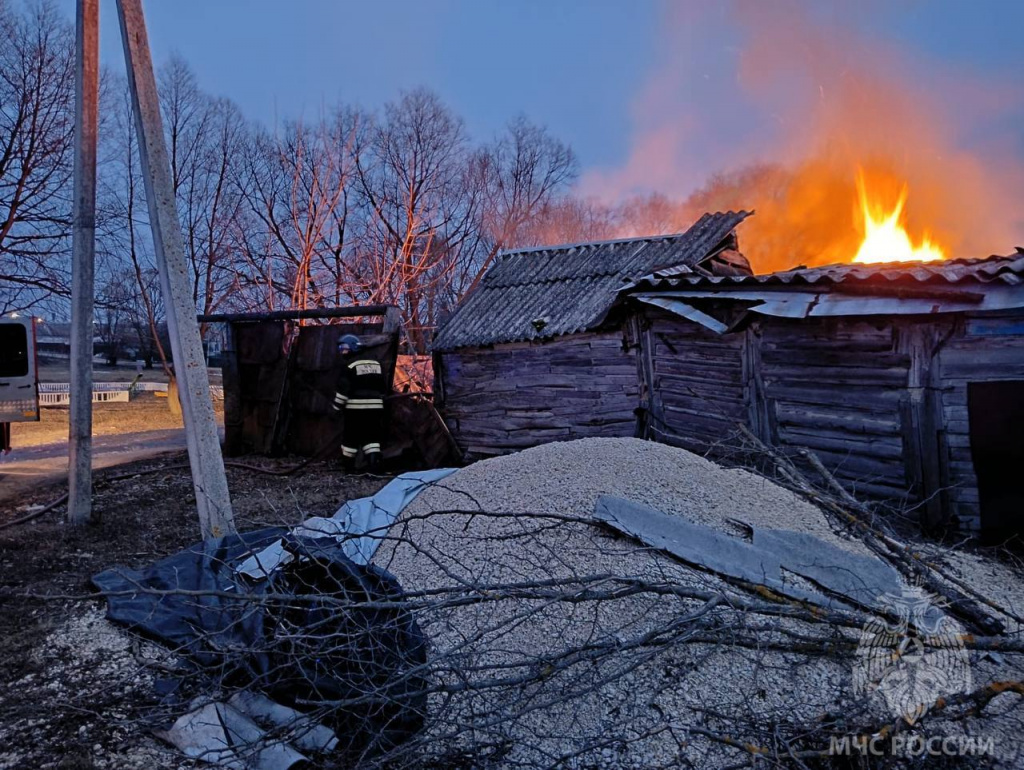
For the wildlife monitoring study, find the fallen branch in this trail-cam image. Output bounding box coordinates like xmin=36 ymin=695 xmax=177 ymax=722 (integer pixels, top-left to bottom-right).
xmin=0 ymin=492 xmax=69 ymax=532
xmin=735 ymin=424 xmax=1006 ymax=636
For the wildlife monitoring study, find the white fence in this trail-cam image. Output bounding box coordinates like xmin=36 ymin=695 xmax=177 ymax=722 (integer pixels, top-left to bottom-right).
xmin=39 ymin=382 xmax=129 ymax=393
xmin=39 ymin=389 xmax=130 ymax=406
xmin=36 ymin=382 xmax=222 ymax=407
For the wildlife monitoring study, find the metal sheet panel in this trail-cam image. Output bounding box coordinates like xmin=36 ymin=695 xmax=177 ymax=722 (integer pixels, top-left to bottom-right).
xmin=635 ymin=296 xmax=730 ymax=334
xmin=632 ymin=252 xmax=1024 ymax=292
xmin=634 ymin=283 xmax=1024 ymax=320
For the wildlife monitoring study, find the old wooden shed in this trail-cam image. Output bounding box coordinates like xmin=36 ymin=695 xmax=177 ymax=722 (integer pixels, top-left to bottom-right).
xmin=214 ymin=306 xmax=401 ymax=458
xmin=432 ymin=211 xmax=753 ymax=458
xmin=211 ymin=305 xmax=456 ymax=468
xmin=434 ymin=210 xmax=1024 ymax=535
xmin=624 ymin=253 xmax=1024 ymax=536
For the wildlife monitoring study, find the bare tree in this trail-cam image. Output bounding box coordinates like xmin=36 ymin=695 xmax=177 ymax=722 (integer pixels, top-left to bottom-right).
xmin=99 ymin=78 xmax=173 ymax=374
xmin=512 ymin=195 xmax=619 ymax=249
xmin=234 ymin=111 xmax=355 ymax=312
xmin=96 ymin=270 xmax=133 ymax=366
xmin=349 ymin=89 xmax=480 ymax=351
xmin=97 ymin=77 xmax=583 ymax=353
xmin=160 ymin=56 xmax=248 ymax=331
xmin=0 ymin=1 xmax=74 ymax=314
xmin=465 ymin=116 xmax=577 ymax=290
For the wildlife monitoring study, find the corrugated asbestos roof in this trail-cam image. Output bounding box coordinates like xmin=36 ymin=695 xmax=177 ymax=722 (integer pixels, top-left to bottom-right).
xmin=631 ymin=251 xmax=1024 ymax=292
xmin=433 ymin=211 xmax=751 ymax=350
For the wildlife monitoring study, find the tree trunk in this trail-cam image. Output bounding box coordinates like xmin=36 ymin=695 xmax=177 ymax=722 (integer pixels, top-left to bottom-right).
xmin=167 ymin=373 xmax=182 ymax=418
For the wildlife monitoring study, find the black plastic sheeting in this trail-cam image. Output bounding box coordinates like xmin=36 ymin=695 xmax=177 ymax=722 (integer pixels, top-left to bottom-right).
xmin=92 ymin=528 xmax=427 ymax=761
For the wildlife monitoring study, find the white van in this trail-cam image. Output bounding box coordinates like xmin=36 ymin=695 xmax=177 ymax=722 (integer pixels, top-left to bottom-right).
xmin=0 ymin=317 xmax=39 ymax=422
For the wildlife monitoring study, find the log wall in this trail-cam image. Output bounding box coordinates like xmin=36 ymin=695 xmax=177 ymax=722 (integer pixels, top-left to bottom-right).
xmin=936 ymin=313 xmax=1024 ymax=530
xmin=757 ymin=318 xmax=915 ymax=503
xmin=437 ymin=305 xmax=1024 ymax=532
xmin=631 ymin=308 xmax=747 ymax=451
xmin=435 ymin=331 xmax=640 ymax=458
xmin=642 ymin=311 xmax=1024 ymax=532
xmin=637 ymin=314 xmax=921 ymax=508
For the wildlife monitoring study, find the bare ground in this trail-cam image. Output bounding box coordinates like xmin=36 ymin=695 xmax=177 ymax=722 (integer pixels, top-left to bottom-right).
xmin=0 ymin=453 xmax=389 ymax=769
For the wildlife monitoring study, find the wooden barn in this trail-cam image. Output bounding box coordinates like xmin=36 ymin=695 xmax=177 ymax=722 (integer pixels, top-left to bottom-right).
xmin=433 ymin=209 xmax=1024 ymax=535
xmin=623 ymin=253 xmax=1024 ymax=536
xmin=431 ymin=211 xmax=753 ymax=458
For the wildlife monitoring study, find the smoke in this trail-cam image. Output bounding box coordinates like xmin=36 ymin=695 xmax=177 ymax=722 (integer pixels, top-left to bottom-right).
xmin=581 ymin=0 xmax=1024 ymax=272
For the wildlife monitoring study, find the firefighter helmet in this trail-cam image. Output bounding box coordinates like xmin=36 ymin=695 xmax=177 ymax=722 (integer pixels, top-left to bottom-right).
xmin=337 ymin=334 xmax=361 ymax=354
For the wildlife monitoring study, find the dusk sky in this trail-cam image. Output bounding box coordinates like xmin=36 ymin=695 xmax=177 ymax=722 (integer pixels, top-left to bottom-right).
xmin=57 ymin=0 xmax=1024 ymax=209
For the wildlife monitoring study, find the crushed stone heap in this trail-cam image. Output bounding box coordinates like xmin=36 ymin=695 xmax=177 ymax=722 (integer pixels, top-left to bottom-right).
xmin=374 ymin=437 xmax=1021 ymax=769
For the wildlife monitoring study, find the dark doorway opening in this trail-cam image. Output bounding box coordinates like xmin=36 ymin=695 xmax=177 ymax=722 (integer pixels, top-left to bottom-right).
xmin=968 ymin=381 xmax=1024 ymax=541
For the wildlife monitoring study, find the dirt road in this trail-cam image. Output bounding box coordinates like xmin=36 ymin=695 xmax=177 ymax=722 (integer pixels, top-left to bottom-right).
xmin=0 ymin=429 xmax=188 ymax=503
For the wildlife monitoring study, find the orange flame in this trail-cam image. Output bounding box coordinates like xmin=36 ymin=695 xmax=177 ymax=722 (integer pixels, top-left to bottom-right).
xmin=852 ymin=173 xmax=945 ymax=264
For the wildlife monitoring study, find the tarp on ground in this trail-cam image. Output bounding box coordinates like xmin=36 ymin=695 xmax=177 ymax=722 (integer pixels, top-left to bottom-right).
xmin=90 ymin=473 xmax=454 ymax=764
xmin=236 ymin=468 xmax=457 ymax=579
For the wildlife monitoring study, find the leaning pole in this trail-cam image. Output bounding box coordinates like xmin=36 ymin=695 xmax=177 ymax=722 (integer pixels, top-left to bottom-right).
xmin=115 ymin=0 xmax=236 ymax=538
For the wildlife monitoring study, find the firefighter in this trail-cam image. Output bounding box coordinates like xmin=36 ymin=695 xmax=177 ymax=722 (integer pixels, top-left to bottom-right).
xmin=333 ymin=334 xmax=386 ymax=469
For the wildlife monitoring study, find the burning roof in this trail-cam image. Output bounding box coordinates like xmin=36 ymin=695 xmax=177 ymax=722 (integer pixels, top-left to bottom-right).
xmin=627 ymin=251 xmax=1024 ymax=326
xmin=634 ymin=251 xmax=1024 ymax=291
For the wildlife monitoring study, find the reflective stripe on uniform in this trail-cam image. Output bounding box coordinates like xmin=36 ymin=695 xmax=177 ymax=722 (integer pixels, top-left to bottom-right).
xmin=362 ymin=443 xmax=381 ymax=454
xmin=334 ymin=392 xmax=348 ymax=404
xmin=348 ymin=359 xmax=381 ymax=369
xmin=341 ymin=445 xmax=357 ymax=458
xmin=345 ymin=398 xmax=383 ymax=409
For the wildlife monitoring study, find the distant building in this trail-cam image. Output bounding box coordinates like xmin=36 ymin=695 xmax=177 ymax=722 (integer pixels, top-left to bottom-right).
xmin=35 ymin=321 xmax=77 ymax=356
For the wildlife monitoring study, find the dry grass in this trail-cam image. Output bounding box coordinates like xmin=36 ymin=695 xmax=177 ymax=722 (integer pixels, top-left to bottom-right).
xmin=9 ymin=396 xmax=222 ymax=449
xmin=35 ymin=357 xmax=222 ymax=384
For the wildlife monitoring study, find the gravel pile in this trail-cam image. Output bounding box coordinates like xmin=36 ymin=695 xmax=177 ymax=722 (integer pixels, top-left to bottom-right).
xmin=374 ymin=437 xmax=1023 ymax=768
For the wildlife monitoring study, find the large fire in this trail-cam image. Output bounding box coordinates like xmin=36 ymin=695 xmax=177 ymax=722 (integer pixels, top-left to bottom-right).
xmin=852 ymin=173 xmax=946 ymax=264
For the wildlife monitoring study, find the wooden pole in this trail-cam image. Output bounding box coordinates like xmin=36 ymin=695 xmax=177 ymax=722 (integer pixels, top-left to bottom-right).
xmin=68 ymin=0 xmax=99 ymax=527
xmin=116 ymin=0 xmax=235 ymax=538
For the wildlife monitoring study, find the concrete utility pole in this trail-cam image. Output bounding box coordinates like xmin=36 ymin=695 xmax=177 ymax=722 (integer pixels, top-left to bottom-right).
xmin=116 ymin=0 xmax=236 ymax=538
xmin=68 ymin=0 xmax=99 ymax=527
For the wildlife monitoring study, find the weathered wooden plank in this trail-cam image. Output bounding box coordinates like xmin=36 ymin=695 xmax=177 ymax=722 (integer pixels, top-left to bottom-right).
xmin=653 ymin=347 xmax=742 ymax=366
xmin=940 ymin=347 xmax=1024 ymax=377
xmin=777 ymin=427 xmax=905 ymax=461
xmin=774 ymin=406 xmax=900 ymax=437
xmin=766 ymin=388 xmax=902 ymax=414
xmin=659 ymin=392 xmax=746 ymax=417
xmin=945 ymin=433 xmax=974 ymax=449
xmin=763 ymin=349 xmax=906 ymax=368
xmin=653 ymin=359 xmax=743 ymax=380
xmin=765 ymin=365 xmax=908 ymax=386
xmin=655 ymin=371 xmax=744 ymax=393
xmin=660 ymin=404 xmax=739 ymax=430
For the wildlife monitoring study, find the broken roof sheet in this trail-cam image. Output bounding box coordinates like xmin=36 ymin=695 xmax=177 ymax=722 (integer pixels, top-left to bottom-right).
xmin=629 ymin=252 xmax=1024 ymax=327
xmin=432 ymin=211 xmax=751 ymax=351
xmin=631 ymin=251 xmax=1024 ymax=292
